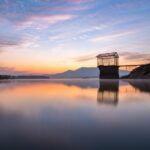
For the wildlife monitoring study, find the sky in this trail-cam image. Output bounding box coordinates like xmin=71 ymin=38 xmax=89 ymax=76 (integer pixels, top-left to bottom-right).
xmin=0 ymin=0 xmax=150 ymax=75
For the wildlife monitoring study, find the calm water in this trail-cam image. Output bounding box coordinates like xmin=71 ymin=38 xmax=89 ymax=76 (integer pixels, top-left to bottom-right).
xmin=0 ymin=79 xmax=150 ymax=150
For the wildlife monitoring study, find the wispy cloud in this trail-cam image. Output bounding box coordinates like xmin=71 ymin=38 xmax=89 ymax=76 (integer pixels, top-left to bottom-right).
xmin=109 ymin=0 xmax=150 ymax=11
xmin=73 ymin=52 xmax=98 ymax=62
xmin=0 ymin=34 xmax=40 ymax=52
xmin=0 ymin=0 xmax=89 ymax=31
xmin=0 ymin=67 xmax=29 ymax=75
xmin=73 ymin=55 xmax=96 ymax=62
xmin=119 ymin=51 xmax=150 ymax=63
xmin=74 ymin=51 xmax=150 ymax=65
xmin=15 ymin=14 xmax=74 ymax=29
xmin=0 ymin=35 xmax=24 ymax=47
xmin=91 ymin=30 xmax=137 ymax=43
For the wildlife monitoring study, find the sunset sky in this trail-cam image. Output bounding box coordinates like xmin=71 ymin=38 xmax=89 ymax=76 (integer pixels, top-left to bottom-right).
xmin=0 ymin=0 xmax=150 ymax=75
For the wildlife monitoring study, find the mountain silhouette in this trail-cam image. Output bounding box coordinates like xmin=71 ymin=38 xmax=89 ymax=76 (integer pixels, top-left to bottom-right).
xmin=50 ymin=67 xmax=129 ymax=78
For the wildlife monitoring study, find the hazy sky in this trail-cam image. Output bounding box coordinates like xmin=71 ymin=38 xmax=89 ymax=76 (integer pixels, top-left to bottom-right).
xmin=0 ymin=0 xmax=150 ymax=74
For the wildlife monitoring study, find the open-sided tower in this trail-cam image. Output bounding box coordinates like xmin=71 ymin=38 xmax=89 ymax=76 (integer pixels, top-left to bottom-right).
xmin=96 ymin=52 xmax=119 ymax=79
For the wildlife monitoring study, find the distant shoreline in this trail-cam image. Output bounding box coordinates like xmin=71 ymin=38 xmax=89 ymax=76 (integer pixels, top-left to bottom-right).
xmin=1 ymin=64 xmax=149 ymax=80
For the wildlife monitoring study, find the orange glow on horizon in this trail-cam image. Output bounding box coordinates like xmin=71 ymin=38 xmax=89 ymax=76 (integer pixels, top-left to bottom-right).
xmin=12 ymin=65 xmax=69 ymax=74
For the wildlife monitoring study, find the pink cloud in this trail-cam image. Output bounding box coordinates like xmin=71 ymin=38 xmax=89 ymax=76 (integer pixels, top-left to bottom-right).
xmin=70 ymin=0 xmax=94 ymax=4
xmin=119 ymin=51 xmax=150 ymax=62
xmin=73 ymin=52 xmax=98 ymax=62
xmin=16 ymin=14 xmax=74 ymax=29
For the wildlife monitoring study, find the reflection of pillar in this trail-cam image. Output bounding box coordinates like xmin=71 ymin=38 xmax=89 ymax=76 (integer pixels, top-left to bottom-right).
xmin=97 ymin=80 xmax=119 ymax=105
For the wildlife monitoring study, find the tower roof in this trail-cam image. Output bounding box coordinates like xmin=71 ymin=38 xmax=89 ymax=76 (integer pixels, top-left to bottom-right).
xmin=96 ymin=52 xmax=119 ymax=59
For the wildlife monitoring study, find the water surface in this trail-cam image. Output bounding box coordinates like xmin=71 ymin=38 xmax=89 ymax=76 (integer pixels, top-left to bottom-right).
xmin=0 ymin=79 xmax=150 ymax=149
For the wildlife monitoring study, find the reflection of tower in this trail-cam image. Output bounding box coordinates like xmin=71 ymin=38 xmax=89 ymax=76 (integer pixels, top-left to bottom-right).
xmin=97 ymin=80 xmax=119 ymax=105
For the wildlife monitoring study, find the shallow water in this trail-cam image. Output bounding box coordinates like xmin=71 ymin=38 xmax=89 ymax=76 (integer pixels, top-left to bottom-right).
xmin=0 ymin=79 xmax=150 ymax=149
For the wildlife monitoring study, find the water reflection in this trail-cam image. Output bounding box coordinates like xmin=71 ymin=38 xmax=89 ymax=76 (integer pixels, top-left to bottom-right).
xmin=126 ymin=79 xmax=150 ymax=93
xmin=0 ymin=79 xmax=150 ymax=149
xmin=97 ymin=80 xmax=119 ymax=105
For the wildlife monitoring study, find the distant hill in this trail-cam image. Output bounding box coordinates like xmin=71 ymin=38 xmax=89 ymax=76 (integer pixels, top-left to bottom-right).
xmin=0 ymin=67 xmax=130 ymax=79
xmin=122 ymin=64 xmax=150 ymax=79
xmin=50 ymin=67 xmax=129 ymax=79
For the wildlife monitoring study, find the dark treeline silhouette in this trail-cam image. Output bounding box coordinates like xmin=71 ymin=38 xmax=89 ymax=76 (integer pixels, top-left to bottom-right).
xmin=0 ymin=75 xmax=11 ymax=79
xmin=0 ymin=75 xmax=49 ymax=79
